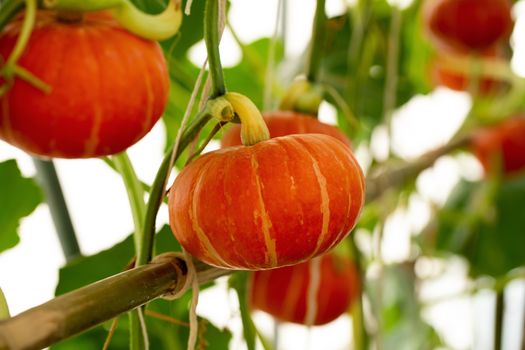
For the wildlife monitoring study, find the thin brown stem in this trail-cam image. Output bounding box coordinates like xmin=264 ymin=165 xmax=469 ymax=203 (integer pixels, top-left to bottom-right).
xmin=366 ymin=134 xmax=472 ymax=202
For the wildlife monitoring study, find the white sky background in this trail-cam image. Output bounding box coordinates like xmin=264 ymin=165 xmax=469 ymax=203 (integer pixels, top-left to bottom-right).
xmin=1 ymin=0 xmax=525 ymax=349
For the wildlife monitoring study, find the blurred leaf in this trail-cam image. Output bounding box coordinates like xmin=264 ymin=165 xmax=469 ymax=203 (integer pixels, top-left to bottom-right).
xmin=368 ymin=264 xmax=442 ymax=349
xmin=0 ymin=159 xmax=42 ymax=253
xmin=321 ymin=0 xmax=433 ymax=143
xmin=433 ymin=174 xmax=525 ymax=278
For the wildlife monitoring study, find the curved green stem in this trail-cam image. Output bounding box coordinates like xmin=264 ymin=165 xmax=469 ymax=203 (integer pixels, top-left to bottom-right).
xmin=112 ymin=152 xmax=148 ymax=350
xmin=0 ymin=0 xmax=51 ymax=95
xmin=44 ymin=0 xmax=182 ymax=41
xmin=306 ymin=0 xmax=326 ymax=83
xmin=5 ymin=0 xmax=35 ymax=67
xmin=204 ymin=0 xmax=226 ymax=97
xmin=225 ymin=92 xmax=269 ymax=145
xmin=382 ymin=5 xmax=401 ymax=158
xmin=137 ymin=111 xmax=212 ymax=267
xmin=186 ymin=121 xmax=226 ymax=165
xmin=113 ymin=152 xmax=146 ymax=252
xmin=494 ymin=289 xmax=504 ymax=350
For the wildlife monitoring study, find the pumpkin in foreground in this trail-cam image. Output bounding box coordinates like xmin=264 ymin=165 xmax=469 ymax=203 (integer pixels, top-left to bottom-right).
xmin=250 ymin=252 xmax=360 ymax=325
xmin=0 ymin=11 xmax=169 ymax=158
xmin=168 ymin=133 xmax=365 ymax=270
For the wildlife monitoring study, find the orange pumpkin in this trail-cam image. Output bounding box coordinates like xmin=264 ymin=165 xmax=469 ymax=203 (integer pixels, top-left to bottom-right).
xmin=472 ymin=117 xmax=525 ymax=176
xmin=422 ymin=0 xmax=513 ymax=53
xmin=250 ymin=252 xmax=360 ymax=325
xmin=168 ymin=134 xmax=365 ymax=270
xmin=0 ymin=11 xmax=169 ymax=158
xmin=221 ymin=111 xmax=351 ymax=148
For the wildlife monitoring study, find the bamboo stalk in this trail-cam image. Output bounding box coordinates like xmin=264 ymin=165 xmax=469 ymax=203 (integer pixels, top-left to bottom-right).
xmin=0 ymin=256 xmax=228 ymax=350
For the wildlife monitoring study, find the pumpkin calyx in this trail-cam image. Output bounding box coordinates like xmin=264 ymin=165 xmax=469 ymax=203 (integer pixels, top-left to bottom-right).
xmin=205 ymin=96 xmax=234 ymax=123
xmin=44 ymin=0 xmax=182 ymax=41
xmin=279 ymin=78 xmax=324 ymax=117
xmin=224 ymin=92 xmax=270 ymax=146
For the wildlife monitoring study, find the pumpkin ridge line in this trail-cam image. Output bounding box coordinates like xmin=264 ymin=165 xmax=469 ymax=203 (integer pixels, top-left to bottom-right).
xmin=293 ymin=136 xmax=331 ymax=258
xmin=82 ymin=28 xmax=103 ymax=155
xmin=190 ymin=157 xmax=232 ymax=268
xmin=250 ymin=151 xmax=278 ymax=267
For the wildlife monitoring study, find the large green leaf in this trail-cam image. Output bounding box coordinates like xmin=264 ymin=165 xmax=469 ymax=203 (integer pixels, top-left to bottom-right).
xmin=433 ymin=174 xmax=525 ymax=278
xmin=0 ymin=159 xmax=42 ymax=253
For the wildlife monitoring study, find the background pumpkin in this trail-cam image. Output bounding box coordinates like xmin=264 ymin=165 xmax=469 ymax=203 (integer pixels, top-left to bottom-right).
xmin=249 ymin=252 xmax=360 ymax=325
xmin=168 ymin=133 xmax=365 ymax=270
xmin=0 ymin=11 xmax=169 ymax=158
xmin=471 ymin=117 xmax=525 ymax=176
xmin=220 ymin=111 xmax=351 ymax=148
xmin=422 ymin=0 xmax=513 ymax=53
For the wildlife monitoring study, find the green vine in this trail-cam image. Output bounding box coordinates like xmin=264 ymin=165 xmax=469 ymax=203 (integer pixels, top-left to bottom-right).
xmin=204 ymin=0 xmax=226 ymax=97
xmin=305 ymin=0 xmax=326 ymax=83
xmin=0 ymin=0 xmax=51 ymax=97
xmin=43 ymin=0 xmax=182 ymax=41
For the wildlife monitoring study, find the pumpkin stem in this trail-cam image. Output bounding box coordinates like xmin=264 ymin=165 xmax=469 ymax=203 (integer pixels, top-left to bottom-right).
xmin=279 ymin=78 xmax=324 ymax=117
xmin=44 ymin=0 xmax=182 ymax=41
xmin=224 ymin=92 xmax=270 ymax=146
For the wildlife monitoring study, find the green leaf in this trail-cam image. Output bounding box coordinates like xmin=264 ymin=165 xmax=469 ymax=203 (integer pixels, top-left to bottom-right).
xmin=367 ymin=264 xmax=442 ymax=350
xmin=55 ymin=225 xmax=180 ymax=295
xmin=0 ymin=159 xmax=42 ymax=253
xmin=433 ymin=175 xmax=525 ymax=278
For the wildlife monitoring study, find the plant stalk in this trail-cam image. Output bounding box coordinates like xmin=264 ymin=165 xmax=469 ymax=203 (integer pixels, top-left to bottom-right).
xmin=32 ymin=158 xmax=81 ymax=262
xmin=204 ymin=0 xmax=226 ymax=98
xmin=305 ymin=0 xmax=326 ymax=83
xmin=495 ymin=289 xmax=505 ymax=350
xmin=112 ymin=152 xmax=148 ymax=350
xmin=112 ymin=153 xmax=146 ymax=253
xmin=138 ymin=111 xmax=212 ymax=267
xmin=366 ymin=134 xmax=472 ymax=202
xmin=0 ymin=257 xmax=229 ymax=350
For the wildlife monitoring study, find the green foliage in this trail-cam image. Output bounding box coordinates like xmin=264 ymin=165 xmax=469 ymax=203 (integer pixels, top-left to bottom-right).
xmin=321 ymin=0 xmax=433 ymax=142
xmin=368 ymin=264 xmax=442 ymax=349
xmin=0 ymin=159 xmax=42 ymax=253
xmin=432 ymin=174 xmax=525 ymax=278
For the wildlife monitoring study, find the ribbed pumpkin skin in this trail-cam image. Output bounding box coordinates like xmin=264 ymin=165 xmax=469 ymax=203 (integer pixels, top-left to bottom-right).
xmin=0 ymin=11 xmax=169 ymax=158
xmin=168 ymin=134 xmax=365 ymax=270
xmin=472 ymin=118 xmax=525 ymax=176
xmin=423 ymin=0 xmax=513 ymax=53
xmin=220 ymin=111 xmax=351 ymax=148
xmin=250 ymin=253 xmax=360 ymax=325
